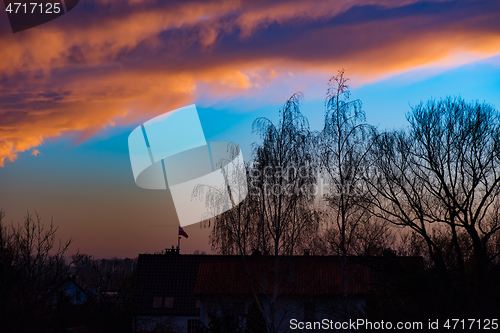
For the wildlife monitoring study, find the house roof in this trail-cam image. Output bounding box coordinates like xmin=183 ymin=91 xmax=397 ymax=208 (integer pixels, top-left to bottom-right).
xmin=133 ymin=253 xmax=222 ymax=316
xmin=64 ymin=276 xmax=95 ymax=300
xmin=133 ymin=253 xmax=423 ymax=316
xmin=194 ymin=256 xmax=372 ymax=296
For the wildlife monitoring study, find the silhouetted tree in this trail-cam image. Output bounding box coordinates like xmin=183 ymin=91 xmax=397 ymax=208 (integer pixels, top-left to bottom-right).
xmin=315 ymin=71 xmax=393 ymax=322
xmin=367 ymin=97 xmax=500 ymax=316
xmin=317 ymin=69 xmax=371 ymax=256
xmin=317 ymin=70 xmax=393 ymax=258
xmin=250 ymin=92 xmax=318 ymax=258
xmin=69 ymin=254 xmax=136 ymax=331
xmin=202 ymin=93 xmax=318 ymax=333
xmin=0 ymin=209 xmax=73 ymax=332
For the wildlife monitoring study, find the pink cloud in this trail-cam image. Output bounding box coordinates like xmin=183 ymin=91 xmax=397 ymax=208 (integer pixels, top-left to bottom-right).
xmin=1 ymin=0 xmax=499 ymax=166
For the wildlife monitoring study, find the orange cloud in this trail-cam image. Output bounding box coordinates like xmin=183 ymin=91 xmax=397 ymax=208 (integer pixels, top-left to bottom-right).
xmin=1 ymin=0 xmax=500 ymax=166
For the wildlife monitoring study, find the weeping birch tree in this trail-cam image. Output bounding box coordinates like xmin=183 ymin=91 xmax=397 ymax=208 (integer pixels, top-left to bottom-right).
xmin=202 ymin=93 xmax=318 ymax=333
xmin=317 ymin=70 xmax=390 ymax=258
xmin=251 ymin=92 xmax=318 ymax=258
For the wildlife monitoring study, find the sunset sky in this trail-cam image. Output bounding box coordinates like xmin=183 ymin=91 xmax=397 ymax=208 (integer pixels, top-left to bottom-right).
xmin=1 ymin=0 xmax=500 ymax=258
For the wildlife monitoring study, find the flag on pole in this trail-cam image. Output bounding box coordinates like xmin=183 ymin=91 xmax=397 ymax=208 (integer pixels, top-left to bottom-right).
xmin=179 ymin=226 xmax=189 ymax=238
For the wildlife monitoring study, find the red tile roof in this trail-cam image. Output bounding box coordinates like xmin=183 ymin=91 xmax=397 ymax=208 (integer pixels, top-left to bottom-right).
xmin=195 ymin=257 xmax=372 ymax=296
xmin=133 ymin=254 xmax=423 ymax=316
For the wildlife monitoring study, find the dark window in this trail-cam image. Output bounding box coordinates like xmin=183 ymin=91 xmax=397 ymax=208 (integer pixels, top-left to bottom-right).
xmin=164 ymin=297 xmax=174 ymax=308
xmin=187 ymin=319 xmax=200 ymax=333
xmin=152 ymin=296 xmax=162 ymax=308
xmin=152 ymin=296 xmax=174 ymax=308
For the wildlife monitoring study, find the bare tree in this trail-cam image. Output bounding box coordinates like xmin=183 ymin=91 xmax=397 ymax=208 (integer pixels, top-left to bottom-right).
xmin=250 ymin=92 xmax=319 ymax=333
xmin=251 ymin=92 xmax=318 ymax=258
xmin=201 ymin=93 xmax=318 ymax=333
xmin=0 ymin=210 xmax=73 ymax=332
xmin=367 ymin=97 xmax=500 ymax=315
xmin=317 ymin=69 xmax=371 ymax=256
xmin=193 ymin=141 xmax=256 ymax=256
xmin=72 ymin=255 xmax=135 ymax=305
xmin=315 ymin=71 xmax=393 ymax=322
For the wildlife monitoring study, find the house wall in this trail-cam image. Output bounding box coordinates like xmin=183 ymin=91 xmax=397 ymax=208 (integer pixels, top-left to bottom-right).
xmin=199 ymin=295 xmax=367 ymax=333
xmin=133 ymin=315 xmax=200 ymax=333
xmin=199 ymin=297 xmax=249 ymax=329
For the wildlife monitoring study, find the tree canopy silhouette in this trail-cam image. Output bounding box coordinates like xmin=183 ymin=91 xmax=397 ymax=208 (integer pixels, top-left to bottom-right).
xmin=367 ymin=96 xmax=500 ymax=316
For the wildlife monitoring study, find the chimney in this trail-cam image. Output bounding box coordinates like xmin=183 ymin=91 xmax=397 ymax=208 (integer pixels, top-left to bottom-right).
xmin=165 ymin=246 xmax=180 ymax=255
